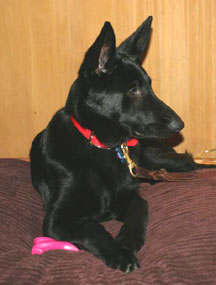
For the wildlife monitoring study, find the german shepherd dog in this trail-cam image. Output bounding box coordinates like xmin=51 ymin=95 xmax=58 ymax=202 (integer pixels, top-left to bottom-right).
xmin=30 ymin=16 xmax=213 ymax=273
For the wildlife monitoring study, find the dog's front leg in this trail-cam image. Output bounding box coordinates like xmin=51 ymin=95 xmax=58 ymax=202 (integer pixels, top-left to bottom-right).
xmin=43 ymin=210 xmax=139 ymax=273
xmin=114 ymin=191 xmax=148 ymax=254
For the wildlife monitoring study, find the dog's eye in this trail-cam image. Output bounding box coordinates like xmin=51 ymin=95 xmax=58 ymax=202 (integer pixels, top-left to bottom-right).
xmin=127 ymin=87 xmax=141 ymax=97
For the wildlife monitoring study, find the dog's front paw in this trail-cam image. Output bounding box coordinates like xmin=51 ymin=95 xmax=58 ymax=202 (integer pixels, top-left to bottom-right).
xmin=115 ymin=227 xmax=145 ymax=254
xmin=105 ymin=246 xmax=140 ymax=274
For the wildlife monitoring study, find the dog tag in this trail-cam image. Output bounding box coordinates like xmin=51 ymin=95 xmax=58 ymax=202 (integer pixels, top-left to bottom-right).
xmin=115 ymin=146 xmax=126 ymax=163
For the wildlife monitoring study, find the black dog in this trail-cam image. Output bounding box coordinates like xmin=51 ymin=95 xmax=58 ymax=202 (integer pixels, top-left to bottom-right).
xmin=30 ymin=16 xmax=213 ymax=273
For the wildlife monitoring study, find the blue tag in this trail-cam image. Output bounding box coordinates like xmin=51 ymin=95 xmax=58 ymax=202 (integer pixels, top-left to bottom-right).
xmin=115 ymin=146 xmax=126 ymax=163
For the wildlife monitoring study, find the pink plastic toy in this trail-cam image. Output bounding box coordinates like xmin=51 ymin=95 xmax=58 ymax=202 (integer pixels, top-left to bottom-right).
xmin=31 ymin=237 xmax=80 ymax=255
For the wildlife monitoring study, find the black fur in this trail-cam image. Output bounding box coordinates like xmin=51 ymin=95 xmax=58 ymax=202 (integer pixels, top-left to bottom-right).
xmin=30 ymin=16 xmax=214 ymax=273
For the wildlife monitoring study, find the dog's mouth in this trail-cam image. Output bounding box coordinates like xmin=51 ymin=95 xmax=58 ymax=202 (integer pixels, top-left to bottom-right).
xmin=132 ymin=126 xmax=182 ymax=140
xmin=132 ymin=130 xmax=145 ymax=139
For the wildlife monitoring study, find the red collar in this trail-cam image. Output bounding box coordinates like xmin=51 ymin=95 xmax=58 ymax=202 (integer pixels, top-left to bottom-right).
xmin=71 ymin=116 xmax=138 ymax=149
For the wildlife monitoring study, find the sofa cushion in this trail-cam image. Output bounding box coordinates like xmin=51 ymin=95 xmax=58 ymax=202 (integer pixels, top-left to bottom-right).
xmin=0 ymin=159 xmax=216 ymax=284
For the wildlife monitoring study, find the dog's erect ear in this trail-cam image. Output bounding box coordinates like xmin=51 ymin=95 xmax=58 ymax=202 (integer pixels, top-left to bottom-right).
xmin=79 ymin=22 xmax=116 ymax=77
xmin=117 ymin=16 xmax=153 ymax=64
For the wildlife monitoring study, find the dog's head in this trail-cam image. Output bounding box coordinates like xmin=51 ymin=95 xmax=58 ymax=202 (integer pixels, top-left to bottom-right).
xmin=66 ymin=16 xmax=184 ymax=147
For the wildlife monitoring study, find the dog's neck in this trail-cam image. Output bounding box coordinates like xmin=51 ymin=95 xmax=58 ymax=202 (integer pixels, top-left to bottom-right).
xmin=71 ymin=116 xmax=138 ymax=149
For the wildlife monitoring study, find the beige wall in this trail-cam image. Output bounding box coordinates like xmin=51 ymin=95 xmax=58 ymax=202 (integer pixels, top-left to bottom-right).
xmin=0 ymin=0 xmax=216 ymax=158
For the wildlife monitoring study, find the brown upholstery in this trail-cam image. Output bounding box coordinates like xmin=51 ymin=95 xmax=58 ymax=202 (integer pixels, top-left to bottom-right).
xmin=1 ymin=158 xmax=216 ymax=284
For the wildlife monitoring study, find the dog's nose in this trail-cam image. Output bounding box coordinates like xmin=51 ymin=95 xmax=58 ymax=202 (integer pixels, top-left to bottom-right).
xmin=169 ymin=119 xmax=184 ymax=133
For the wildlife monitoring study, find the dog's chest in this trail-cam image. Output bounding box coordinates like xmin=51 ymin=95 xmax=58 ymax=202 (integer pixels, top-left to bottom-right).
xmin=84 ymin=146 xmax=139 ymax=195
